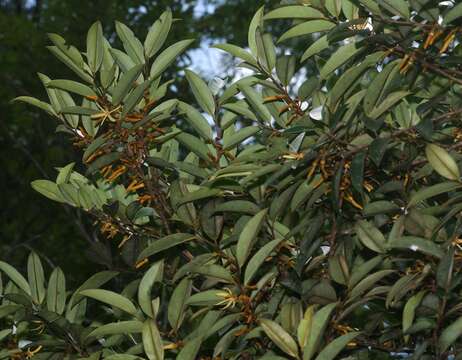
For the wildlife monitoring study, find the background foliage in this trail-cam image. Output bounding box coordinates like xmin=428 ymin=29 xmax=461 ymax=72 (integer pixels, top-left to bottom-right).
xmin=3 ymin=0 xmax=462 ymax=359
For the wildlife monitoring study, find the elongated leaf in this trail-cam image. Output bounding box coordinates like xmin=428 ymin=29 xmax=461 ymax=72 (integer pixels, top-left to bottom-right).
xmin=320 ymin=43 xmax=363 ymax=79
xmin=31 ymin=180 xmax=64 ymax=203
xmin=260 ymin=319 xmax=299 ymax=358
xmin=168 ymin=278 xmax=191 ymax=331
xmin=314 ymin=332 xmax=360 ymax=360
xmin=87 ymin=320 xmax=143 ymax=340
xmin=177 ymin=337 xmax=203 ymax=360
xmin=47 ymin=267 xmax=66 ymax=314
xmin=27 ymin=252 xmax=45 ymax=304
xmin=144 ymin=9 xmax=172 ymax=58
xmin=87 ymin=21 xmax=104 ymax=73
xmin=355 ymin=220 xmax=386 ymax=253
xmin=150 ymin=39 xmax=194 ymax=79
xmin=137 ymin=233 xmax=196 ymax=261
xmin=278 ymin=20 xmax=335 ymax=43
xmin=248 ymin=6 xmax=264 ymax=57
xmin=0 ymin=261 xmax=31 ymax=296
xmin=138 ymin=260 xmax=164 ymax=318
xmin=425 ymin=144 xmax=460 ymax=181
xmin=380 ymin=0 xmax=410 ymax=19
xmin=80 ymin=289 xmax=137 ymax=315
xmin=213 ymin=44 xmax=257 ymax=66
xmin=245 ymin=238 xmax=283 ymax=285
xmin=403 ymin=290 xmax=425 ymax=343
xmin=112 ymin=64 xmax=144 ymax=105
xmin=47 ymin=79 xmax=96 ymax=97
xmin=68 ymin=271 xmax=119 ymax=309
xmin=13 ymin=96 xmax=56 ymax=116
xmin=185 ymin=70 xmax=215 ymax=116
xmin=178 ymin=101 xmax=213 ymax=141
xmin=408 ymin=182 xmax=461 ymax=208
xmin=115 ymin=21 xmax=144 ymax=64
xmin=143 ymin=319 xmax=164 ymax=360
xmin=240 ymin=85 xmax=272 ymax=123
xmin=176 ymin=132 xmax=213 ymax=163
xmin=388 ymin=236 xmax=444 ymax=259
xmin=440 ymin=316 xmax=462 ymax=353
xmin=236 ymin=209 xmax=268 ymax=267
xmin=223 ymin=126 xmax=260 ymax=150
xmin=121 ymin=79 xmax=153 ymax=118
xmin=367 ymin=91 xmax=410 ymax=119
xmin=303 ymin=303 xmax=337 ymax=360
xmin=264 ymin=6 xmax=324 ymax=20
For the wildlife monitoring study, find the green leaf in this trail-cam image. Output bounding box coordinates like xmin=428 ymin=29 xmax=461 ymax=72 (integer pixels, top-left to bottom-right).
xmin=223 ymin=126 xmax=260 ymax=150
xmin=425 ymin=144 xmax=460 ymax=181
xmin=403 ymin=290 xmax=425 ymax=343
xmin=185 ymin=70 xmax=215 ymax=116
xmin=186 ymin=289 xmax=223 ymax=306
xmin=0 ymin=261 xmax=31 ymax=296
xmin=363 ymin=61 xmax=398 ymax=115
xmin=264 ymin=6 xmax=325 ymax=20
xmin=144 ymin=9 xmax=172 ymax=58
xmin=178 ymin=101 xmax=214 ymax=141
xmin=408 ymin=182 xmax=462 ymax=208
xmin=13 ymin=96 xmax=56 ymax=116
xmin=260 ymin=319 xmax=299 ymax=358
xmin=379 ymin=0 xmax=410 ymax=19
xmin=87 ymin=21 xmax=104 ymax=73
xmin=27 ymin=252 xmax=45 ymax=304
xmin=176 ymin=132 xmax=213 ymax=163
xmin=176 ymin=188 xmax=222 ymax=207
xmin=256 ymin=30 xmax=276 ymax=72
xmin=388 ymin=236 xmax=444 ymax=259
xmin=143 ymin=319 xmax=164 ymax=360
xmin=121 ymin=79 xmax=153 ymax=118
xmin=320 ymin=43 xmax=363 ymax=79
xmin=303 ymin=303 xmax=337 ymax=360
xmin=245 ymin=238 xmax=283 ymax=285
xmin=314 ymin=332 xmax=360 ymax=360
xmin=138 ymin=261 xmax=164 ymax=318
xmin=437 ymin=248 xmax=455 ymax=290
xmin=168 ymin=278 xmax=191 ymax=331
xmin=112 ymin=64 xmax=144 ymax=105
xmin=277 ymin=55 xmax=296 ymax=87
xmin=278 ymin=20 xmax=335 ymax=43
xmin=115 ymin=21 xmax=144 ymax=64
xmin=46 ymin=267 xmax=66 ymax=315
xmin=67 ymin=271 xmax=119 ymax=309
xmin=236 ymin=209 xmax=268 ymax=267
xmin=31 ymin=180 xmax=64 ymax=203
xmin=248 ymin=6 xmax=265 ymax=57
xmin=444 ymin=2 xmax=462 ymax=24
xmin=348 ymin=255 xmax=383 ymax=288
xmin=325 ymin=0 xmax=342 ymax=17
xmin=213 ymin=44 xmax=257 ymax=66
xmin=47 ymin=79 xmax=96 ymax=97
xmin=367 ymin=91 xmax=410 ymax=119
xmin=355 ymin=220 xmax=386 ymax=253
xmin=191 ymin=264 xmax=234 ymax=283
xmin=150 ymin=39 xmax=195 ymax=79
xmin=214 ymin=200 xmax=260 ymax=215
xmin=80 ymin=289 xmax=137 ymax=315
xmin=301 ymin=35 xmax=329 ymax=62
xmin=177 ymin=337 xmax=203 ymax=360
xmin=240 ymin=85 xmax=272 ymax=123
xmin=349 ymin=270 xmax=395 ymax=300
xmin=439 ymin=316 xmax=462 ymax=356
xmin=137 ymin=233 xmax=196 ymax=261
xmin=87 ymin=320 xmax=143 ymax=340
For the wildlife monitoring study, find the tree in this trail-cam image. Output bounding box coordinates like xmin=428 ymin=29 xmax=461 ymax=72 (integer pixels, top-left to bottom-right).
xmin=2 ymin=0 xmax=462 ymax=358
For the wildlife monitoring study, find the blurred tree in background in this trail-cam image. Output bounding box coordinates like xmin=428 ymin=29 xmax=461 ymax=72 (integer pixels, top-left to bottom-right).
xmin=0 ymin=0 xmax=279 ymax=283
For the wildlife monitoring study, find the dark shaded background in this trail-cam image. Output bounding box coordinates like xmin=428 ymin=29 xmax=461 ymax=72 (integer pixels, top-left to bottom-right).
xmin=0 ymin=0 xmax=283 ymax=285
